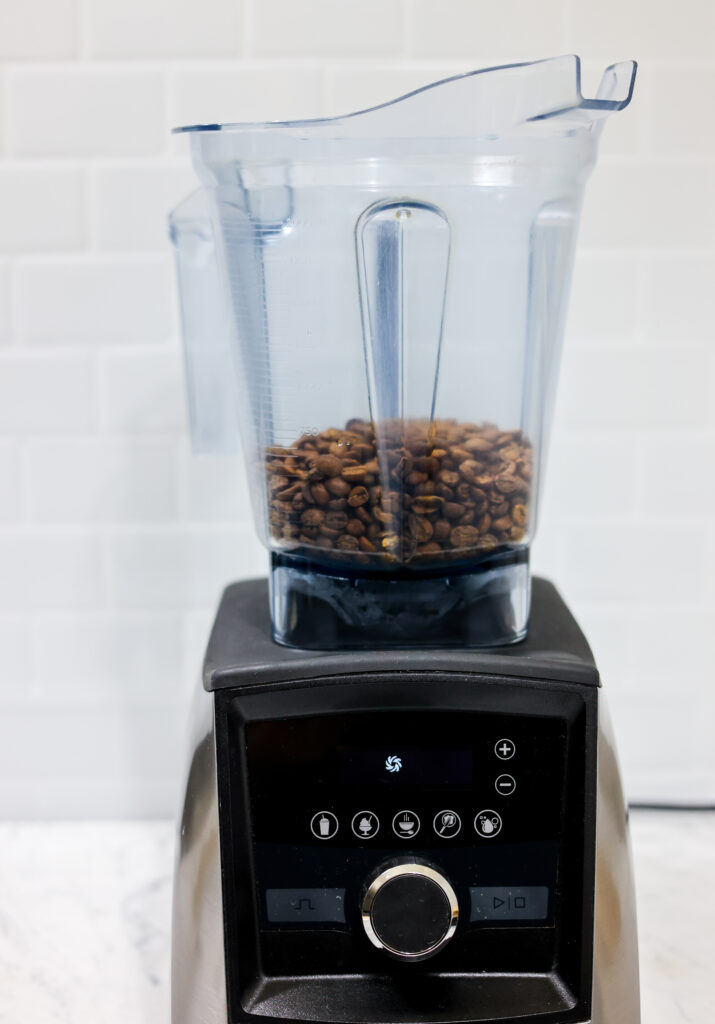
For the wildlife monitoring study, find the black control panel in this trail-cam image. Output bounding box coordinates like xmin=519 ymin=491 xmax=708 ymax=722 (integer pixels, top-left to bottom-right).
xmin=216 ymin=671 xmax=596 ymax=1023
xmin=241 ymin=708 xmax=567 ymax=975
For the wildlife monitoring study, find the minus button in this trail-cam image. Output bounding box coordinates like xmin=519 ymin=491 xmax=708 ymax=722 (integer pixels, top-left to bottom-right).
xmin=495 ymin=774 xmax=516 ymax=795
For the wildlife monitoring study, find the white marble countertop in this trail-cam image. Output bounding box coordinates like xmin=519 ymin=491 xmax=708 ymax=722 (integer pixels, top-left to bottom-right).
xmin=0 ymin=811 xmax=712 ymax=1023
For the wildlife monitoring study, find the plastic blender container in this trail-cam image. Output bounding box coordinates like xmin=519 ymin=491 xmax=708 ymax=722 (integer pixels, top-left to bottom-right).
xmin=170 ymin=55 xmax=636 ymax=649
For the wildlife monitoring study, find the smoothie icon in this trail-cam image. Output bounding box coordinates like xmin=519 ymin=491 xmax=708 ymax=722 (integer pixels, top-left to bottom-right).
xmin=310 ymin=811 xmax=338 ymax=839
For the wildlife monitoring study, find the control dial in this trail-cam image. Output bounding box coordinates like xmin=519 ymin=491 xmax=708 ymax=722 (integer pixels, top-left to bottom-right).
xmin=361 ymin=861 xmax=459 ymax=961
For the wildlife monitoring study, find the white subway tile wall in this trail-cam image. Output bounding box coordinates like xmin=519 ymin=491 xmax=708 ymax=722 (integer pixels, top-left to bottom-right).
xmin=0 ymin=0 xmax=713 ymax=816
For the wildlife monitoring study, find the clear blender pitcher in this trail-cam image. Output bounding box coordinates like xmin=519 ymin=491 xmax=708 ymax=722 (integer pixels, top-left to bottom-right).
xmin=170 ymin=55 xmax=636 ymax=649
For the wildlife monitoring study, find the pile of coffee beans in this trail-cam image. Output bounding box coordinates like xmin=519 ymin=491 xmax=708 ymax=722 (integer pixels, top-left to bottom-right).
xmin=266 ymin=419 xmax=532 ymax=567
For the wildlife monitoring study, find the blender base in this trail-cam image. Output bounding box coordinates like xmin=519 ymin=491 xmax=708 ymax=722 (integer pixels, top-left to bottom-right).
xmin=269 ymin=549 xmax=530 ymax=649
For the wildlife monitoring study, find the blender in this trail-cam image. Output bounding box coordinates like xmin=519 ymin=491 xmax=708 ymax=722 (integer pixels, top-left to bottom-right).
xmin=170 ymin=57 xmax=640 ymax=1024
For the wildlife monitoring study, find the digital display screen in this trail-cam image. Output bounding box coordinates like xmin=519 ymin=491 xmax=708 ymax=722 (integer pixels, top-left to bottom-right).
xmin=339 ymin=747 xmax=473 ymax=787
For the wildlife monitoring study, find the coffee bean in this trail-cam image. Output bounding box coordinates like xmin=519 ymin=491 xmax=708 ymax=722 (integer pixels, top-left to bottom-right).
xmin=408 ymin=514 xmax=434 ymax=543
xmin=320 ymin=524 xmax=342 ymax=539
xmin=314 ymin=453 xmax=343 ymax=477
xmin=463 ymin=435 xmax=493 ymax=453
xmin=411 ymin=495 xmax=444 ymax=514
xmin=417 ymin=541 xmax=442 ymax=555
xmin=346 ymin=518 xmax=366 ymax=537
xmin=477 ymin=512 xmax=492 ymax=534
xmin=382 ymin=533 xmax=400 ymax=554
xmin=326 ymin=476 xmax=351 ymax=497
xmin=266 ymin=418 xmax=532 ymax=566
xmin=495 ymin=472 xmax=519 ymax=495
xmin=438 ymin=469 xmax=460 ymax=487
xmin=337 ymin=534 xmax=360 ymax=551
xmin=458 ymin=460 xmax=482 ymax=484
xmin=450 ymin=525 xmax=480 ymax=548
xmin=325 ymin=510 xmax=349 ymax=531
xmin=301 ymin=508 xmax=324 ymax=528
xmin=433 ymin=519 xmax=451 ymax=542
xmin=492 ymin=515 xmax=513 ymax=533
xmin=444 ymin=502 xmax=464 ymax=520
xmin=310 ymin=483 xmax=330 ymax=506
xmin=347 ymin=485 xmax=369 ymax=507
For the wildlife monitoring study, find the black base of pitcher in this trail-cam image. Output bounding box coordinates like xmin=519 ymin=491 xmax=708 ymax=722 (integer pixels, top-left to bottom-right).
xmin=269 ymin=548 xmax=530 ymax=650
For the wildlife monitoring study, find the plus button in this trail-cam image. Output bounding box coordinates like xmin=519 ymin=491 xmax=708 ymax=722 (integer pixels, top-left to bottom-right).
xmin=495 ymin=738 xmax=515 ymax=760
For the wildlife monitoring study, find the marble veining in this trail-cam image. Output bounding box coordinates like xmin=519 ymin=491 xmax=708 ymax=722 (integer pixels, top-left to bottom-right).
xmin=0 ymin=812 xmax=712 ymax=1022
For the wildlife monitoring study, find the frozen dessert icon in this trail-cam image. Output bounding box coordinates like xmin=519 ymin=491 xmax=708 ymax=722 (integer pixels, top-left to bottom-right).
xmin=351 ymin=810 xmax=380 ymax=839
xmin=392 ymin=810 xmax=420 ymax=838
xmin=475 ymin=810 xmax=502 ymax=838
xmin=310 ymin=811 xmax=338 ymax=840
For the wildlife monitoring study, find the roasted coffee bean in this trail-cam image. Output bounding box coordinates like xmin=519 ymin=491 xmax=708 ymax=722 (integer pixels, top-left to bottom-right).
xmin=266 ymin=418 xmax=532 ymax=566
xmin=314 ymin=453 xmax=343 ymax=477
xmin=411 ymin=495 xmax=443 ymax=514
xmin=382 ymin=533 xmax=400 ymax=554
xmin=320 ymin=524 xmax=342 ymax=539
xmin=417 ymin=541 xmax=442 ymax=555
xmin=408 ymin=514 xmax=434 ymax=543
xmin=326 ymin=476 xmax=351 ymax=497
xmin=444 ymin=502 xmax=464 ymax=520
xmin=490 ymin=500 xmax=510 ymax=518
xmin=337 ymin=534 xmax=360 ymax=551
xmin=438 ymin=469 xmax=460 ymax=487
xmin=325 ymin=510 xmax=349 ymax=531
xmin=458 ymin=460 xmax=482 ymax=484
xmin=310 ymin=482 xmax=330 ymax=506
xmin=433 ymin=519 xmax=451 ymax=542
xmin=301 ymin=508 xmax=325 ymax=528
xmin=477 ymin=512 xmax=492 ymax=534
xmin=414 ymin=455 xmax=440 ymax=475
xmin=450 ymin=525 xmax=480 ymax=548
xmin=495 ymin=472 xmax=520 ymax=495
xmin=414 ymin=480 xmax=437 ymax=497
xmin=492 ymin=515 xmax=513 ymax=533
xmin=463 ymin=435 xmax=493 ymax=453
xmin=341 ymin=464 xmax=368 ymax=483
xmin=347 ymin=486 xmax=370 ymax=507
